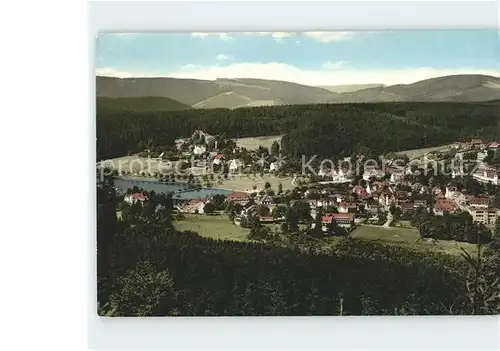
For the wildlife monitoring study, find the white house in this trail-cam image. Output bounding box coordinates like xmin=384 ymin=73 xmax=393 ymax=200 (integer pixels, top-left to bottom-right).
xmin=269 ymin=161 xmax=281 ymax=172
xmin=473 ymin=166 xmax=499 ymax=186
xmin=363 ymin=168 xmax=385 ymax=181
xmin=331 ymin=169 xmax=350 ymax=182
xmin=229 ymin=158 xmax=245 ymax=173
xmin=468 ymin=207 xmax=499 ymax=227
xmin=477 ymin=151 xmax=488 ymax=162
xmin=390 ymin=172 xmax=405 ymax=183
xmin=193 ymin=145 xmax=207 ymax=155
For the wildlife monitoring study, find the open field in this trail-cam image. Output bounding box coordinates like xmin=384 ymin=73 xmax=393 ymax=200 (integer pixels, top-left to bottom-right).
xmin=398 ymin=144 xmax=453 ymax=160
xmin=235 ymin=135 xmax=283 ymax=150
xmin=351 ymin=224 xmax=476 ymax=255
xmin=174 ymin=214 xmax=477 ymax=256
xmin=174 ymin=215 xmax=298 ymax=242
xmin=174 ymin=214 xmax=250 ymax=241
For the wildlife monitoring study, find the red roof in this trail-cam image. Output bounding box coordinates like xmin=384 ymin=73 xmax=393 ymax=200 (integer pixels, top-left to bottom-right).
xmin=435 ymin=199 xmax=458 ymax=211
xmin=338 ymin=202 xmax=356 ymax=207
xmin=470 ymin=197 xmax=489 ymax=205
xmin=226 ymin=192 xmax=250 ymax=201
xmin=322 ymin=213 xmax=355 ymax=223
xmin=332 ymin=213 xmax=355 ymax=220
xmin=214 ymin=154 xmax=225 ymax=160
xmin=488 ymin=142 xmax=500 ymax=149
xmin=321 ymin=216 xmax=333 ymax=223
xmin=353 ymin=185 xmax=369 ymax=196
xmin=131 ymin=193 xmax=148 ymax=201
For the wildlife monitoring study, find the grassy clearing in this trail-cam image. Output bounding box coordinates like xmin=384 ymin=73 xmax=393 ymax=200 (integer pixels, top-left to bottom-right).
xmin=350 ymin=224 xmax=476 ymax=255
xmin=173 ymin=214 xmax=477 ymax=255
xmin=351 ymin=224 xmax=420 ymax=243
xmin=235 ymin=135 xmax=283 ymax=150
xmin=174 ymin=215 xmax=302 ymax=242
xmin=398 ymin=144 xmax=452 ymax=160
xmin=174 ymin=214 xmax=250 ymax=241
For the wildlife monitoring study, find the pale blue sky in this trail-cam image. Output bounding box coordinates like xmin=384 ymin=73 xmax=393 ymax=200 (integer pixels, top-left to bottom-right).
xmin=96 ymin=31 xmax=499 ymax=85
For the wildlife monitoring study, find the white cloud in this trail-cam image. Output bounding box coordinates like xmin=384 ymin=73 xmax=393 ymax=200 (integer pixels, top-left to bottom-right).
xmin=303 ymin=32 xmax=355 ymax=43
xmin=96 ymin=63 xmax=499 ymax=86
xmin=190 ymin=31 xmax=358 ymax=43
xmin=95 ymin=67 xmax=136 ymax=78
xmin=271 ymin=32 xmax=295 ymax=39
xmin=216 ymin=54 xmax=232 ymax=61
xmin=242 ymin=32 xmax=294 ymax=38
xmin=191 ymin=32 xmax=232 ymax=40
xmin=181 ymin=64 xmax=202 ymax=71
xmin=232 ymin=32 xmax=296 ymax=42
xmin=323 ymin=61 xmax=348 ymax=70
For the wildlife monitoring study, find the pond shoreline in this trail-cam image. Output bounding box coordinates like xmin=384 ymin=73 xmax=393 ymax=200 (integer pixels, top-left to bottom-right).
xmin=113 ymin=176 xmax=233 ymax=200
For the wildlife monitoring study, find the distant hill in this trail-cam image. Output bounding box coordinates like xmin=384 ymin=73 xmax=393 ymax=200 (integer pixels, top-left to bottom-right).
xmin=96 ymin=76 xmax=338 ymax=109
xmin=318 ymin=84 xmax=384 ymax=93
xmin=96 ymin=74 xmax=500 ymax=109
xmin=96 ymin=96 xmax=191 ymax=112
xmin=328 ymin=74 xmax=500 ymax=103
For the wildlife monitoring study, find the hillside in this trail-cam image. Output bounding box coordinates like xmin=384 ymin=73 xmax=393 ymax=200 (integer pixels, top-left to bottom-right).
xmin=318 ymin=84 xmax=384 ymax=93
xmin=96 ymin=74 xmax=500 ymax=109
xmin=328 ymin=74 xmax=500 ymax=103
xmin=193 ymin=92 xmax=253 ymax=109
xmin=96 ymin=76 xmax=338 ymax=109
xmin=96 ymin=96 xmax=191 ymax=112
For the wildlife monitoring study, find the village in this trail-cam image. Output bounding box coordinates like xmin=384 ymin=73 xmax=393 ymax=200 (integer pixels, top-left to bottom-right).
xmin=93 ymin=29 xmax=500 ymax=321
xmin=115 ymin=130 xmax=500 ymax=246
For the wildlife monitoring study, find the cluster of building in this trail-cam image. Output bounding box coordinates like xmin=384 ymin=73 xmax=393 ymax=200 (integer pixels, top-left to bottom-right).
xmin=125 ymin=136 xmax=500 ymax=233
xmin=172 ymin=129 xmax=284 ymax=175
xmin=451 ymin=138 xmax=500 ymax=185
xmin=439 ymin=186 xmax=500 ymax=227
xmin=451 ymin=139 xmax=500 ymax=151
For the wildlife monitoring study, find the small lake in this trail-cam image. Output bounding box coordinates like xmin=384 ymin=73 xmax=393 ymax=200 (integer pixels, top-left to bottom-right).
xmin=114 ymin=177 xmax=233 ymax=200
xmin=173 ymin=188 xmax=233 ymax=200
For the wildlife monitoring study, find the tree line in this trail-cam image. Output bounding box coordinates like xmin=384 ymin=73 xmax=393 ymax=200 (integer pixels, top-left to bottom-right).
xmin=96 ymin=102 xmax=500 ymax=160
xmin=412 ymin=211 xmax=492 ymax=244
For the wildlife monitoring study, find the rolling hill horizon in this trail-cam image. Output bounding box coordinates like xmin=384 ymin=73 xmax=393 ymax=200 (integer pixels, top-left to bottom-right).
xmin=96 ymin=74 xmax=500 ymax=110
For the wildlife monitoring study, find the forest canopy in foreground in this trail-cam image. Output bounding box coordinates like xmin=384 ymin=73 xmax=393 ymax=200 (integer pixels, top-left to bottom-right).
xmin=96 ymin=101 xmax=500 ymax=160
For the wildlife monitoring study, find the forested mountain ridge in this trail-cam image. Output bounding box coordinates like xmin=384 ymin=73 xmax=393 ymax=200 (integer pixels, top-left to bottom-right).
xmin=96 ymin=76 xmax=338 ymax=109
xmin=96 ymin=74 xmax=500 ymax=109
xmin=96 ymin=101 xmax=500 ymax=161
xmin=329 ymin=75 xmax=500 ymax=103
xmin=97 ymin=96 xmax=191 ymax=112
